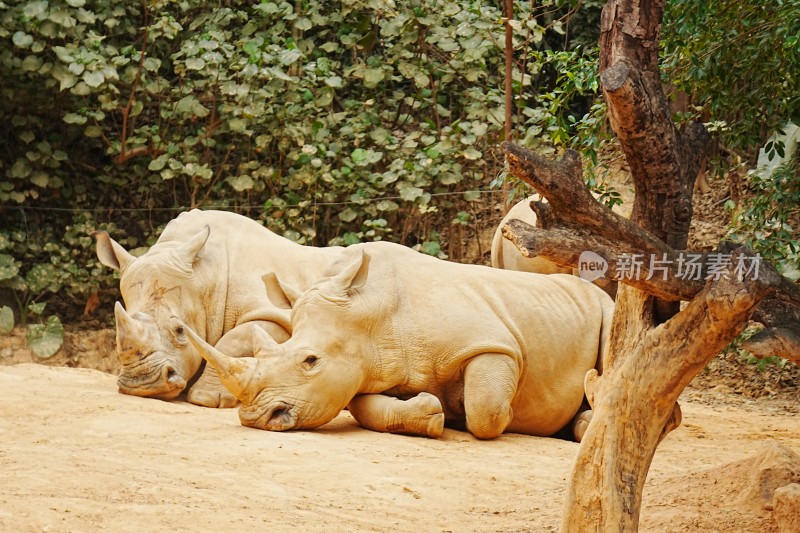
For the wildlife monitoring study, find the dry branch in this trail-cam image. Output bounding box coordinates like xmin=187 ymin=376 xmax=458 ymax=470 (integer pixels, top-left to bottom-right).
xmin=501 ymin=140 xmax=800 ymax=361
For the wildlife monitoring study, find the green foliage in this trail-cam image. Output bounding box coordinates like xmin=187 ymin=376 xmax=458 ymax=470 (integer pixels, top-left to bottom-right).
xmin=26 ymin=307 xmax=65 ymax=359
xmin=0 ymin=0 xmax=603 ymax=321
xmin=0 ymin=212 xmax=119 ymax=352
xmin=663 ymin=1 xmax=800 ymax=153
xmin=728 ymin=161 xmax=800 ymax=281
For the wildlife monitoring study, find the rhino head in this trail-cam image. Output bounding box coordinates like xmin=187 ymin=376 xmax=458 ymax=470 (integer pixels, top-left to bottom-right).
xmin=95 ymin=227 xmax=213 ymax=399
xmin=184 ymin=249 xmax=372 ymax=430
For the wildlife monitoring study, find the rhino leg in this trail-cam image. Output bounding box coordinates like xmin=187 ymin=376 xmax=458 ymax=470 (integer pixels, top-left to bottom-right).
xmin=571 ymin=408 xmax=593 ymax=443
xmin=463 ymin=353 xmax=518 ymax=439
xmin=347 ymin=392 xmax=445 ymax=438
xmin=187 ymin=364 xmax=238 ymax=408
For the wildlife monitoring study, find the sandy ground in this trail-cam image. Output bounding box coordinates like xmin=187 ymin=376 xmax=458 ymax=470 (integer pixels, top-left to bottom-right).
xmin=1 ymin=364 xmax=798 ymax=533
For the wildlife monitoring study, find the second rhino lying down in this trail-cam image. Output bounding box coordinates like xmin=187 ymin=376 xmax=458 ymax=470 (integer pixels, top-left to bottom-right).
xmin=185 ymin=241 xmax=614 ymax=440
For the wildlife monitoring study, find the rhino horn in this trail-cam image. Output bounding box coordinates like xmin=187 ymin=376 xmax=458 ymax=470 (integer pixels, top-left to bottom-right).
xmin=176 ymin=225 xmax=210 ymax=269
xmin=182 ymin=321 xmax=257 ymax=400
xmin=114 ymin=301 xmax=143 ymax=365
xmin=94 ymin=231 xmax=135 ymax=272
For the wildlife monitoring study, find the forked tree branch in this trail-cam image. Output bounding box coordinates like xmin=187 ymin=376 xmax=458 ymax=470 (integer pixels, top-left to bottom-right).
xmin=501 ymin=141 xmax=800 ymax=361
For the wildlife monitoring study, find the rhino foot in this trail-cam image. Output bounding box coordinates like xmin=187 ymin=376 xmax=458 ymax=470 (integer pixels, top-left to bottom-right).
xmin=187 ymin=385 xmax=238 ymax=408
xmin=426 ymin=412 xmax=445 ymax=438
xmin=572 ymin=409 xmax=593 ymax=443
xmin=347 ymin=392 xmax=445 ymax=438
xmin=412 ymin=392 xmax=446 ymax=438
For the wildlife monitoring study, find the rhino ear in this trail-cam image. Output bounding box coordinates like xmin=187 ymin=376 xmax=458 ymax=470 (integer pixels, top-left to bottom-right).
xmin=263 ymin=272 xmax=301 ymax=309
xmin=330 ymin=248 xmax=370 ymax=292
xmin=251 ymin=326 xmax=281 ymax=356
xmin=176 ymin=225 xmax=210 ymax=268
xmin=93 ymin=231 xmax=135 ymax=272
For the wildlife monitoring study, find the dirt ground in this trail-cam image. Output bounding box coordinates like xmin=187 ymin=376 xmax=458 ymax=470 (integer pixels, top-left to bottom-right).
xmin=1 ymin=332 xmax=800 ymax=532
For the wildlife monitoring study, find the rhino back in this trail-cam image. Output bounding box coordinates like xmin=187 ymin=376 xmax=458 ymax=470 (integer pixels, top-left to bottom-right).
xmin=354 ymin=241 xmax=607 ymax=368
xmin=123 ymin=210 xmax=341 ymax=343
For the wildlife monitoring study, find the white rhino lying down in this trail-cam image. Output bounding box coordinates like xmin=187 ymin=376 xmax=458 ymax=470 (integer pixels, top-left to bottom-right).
xmin=184 ymin=242 xmax=614 ymax=440
xmin=94 ymin=209 xmax=343 ymax=407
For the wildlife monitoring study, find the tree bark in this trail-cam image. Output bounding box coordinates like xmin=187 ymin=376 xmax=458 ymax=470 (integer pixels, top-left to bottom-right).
xmin=498 ymin=0 xmax=799 ymax=530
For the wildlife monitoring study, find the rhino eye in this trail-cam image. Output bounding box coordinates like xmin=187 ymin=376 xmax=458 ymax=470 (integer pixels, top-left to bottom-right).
xmin=303 ymin=355 xmax=318 ymax=366
xmin=175 ymin=325 xmax=185 ymax=335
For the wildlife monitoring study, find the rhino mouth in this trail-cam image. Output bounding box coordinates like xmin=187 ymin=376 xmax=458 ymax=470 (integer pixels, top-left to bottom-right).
xmin=243 ymin=401 xmax=298 ymax=431
xmin=117 ymin=363 xmax=187 ymax=399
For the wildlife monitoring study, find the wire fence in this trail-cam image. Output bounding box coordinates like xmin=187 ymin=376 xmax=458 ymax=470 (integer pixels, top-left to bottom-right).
xmin=0 ymin=188 xmax=504 ymax=213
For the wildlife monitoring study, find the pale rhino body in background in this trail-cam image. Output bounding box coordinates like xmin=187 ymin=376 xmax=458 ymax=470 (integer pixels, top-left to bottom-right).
xmin=189 ymin=241 xmax=614 ymax=440
xmin=491 ymin=194 xmax=572 ymax=275
xmin=491 ymin=194 xmax=628 ymax=275
xmin=95 ymin=209 xmax=343 ymax=406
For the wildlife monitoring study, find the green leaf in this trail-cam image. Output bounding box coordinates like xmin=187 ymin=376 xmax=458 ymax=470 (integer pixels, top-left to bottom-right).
xmin=63 ymin=113 xmax=87 ymax=125
xmin=22 ymin=55 xmax=43 ymax=71
xmin=398 ymin=182 xmax=424 ymax=202
xmin=9 ymin=158 xmax=32 ymax=178
xmin=0 ymin=254 xmax=20 ymax=281
xmin=28 ymin=302 xmax=46 ymax=316
xmin=83 ymin=70 xmax=105 ymax=88
xmin=27 ymin=315 xmax=65 ymax=360
xmin=148 ymin=154 xmax=169 ymax=171
xmin=342 ymin=232 xmax=361 ymax=245
xmin=279 ymin=48 xmax=302 ymax=65
xmin=294 ymin=17 xmax=312 ymax=31
xmin=185 ymin=57 xmax=205 ymax=70
xmin=376 ymin=200 xmax=399 ymax=211
xmin=229 ymin=118 xmax=248 ymax=132
xmin=420 ymin=241 xmax=441 ymax=256
xmin=143 ymin=57 xmax=161 ymax=72
xmin=30 ymin=171 xmax=49 ymax=187
xmin=12 ymin=32 xmax=34 ymax=48
xmin=363 ymin=68 xmax=384 ymax=88
xmin=175 ymin=95 xmax=209 ymax=118
xmin=338 ymin=207 xmax=359 ymax=222
xmin=463 ymin=146 xmax=482 ymax=160
xmin=228 ymin=175 xmax=255 ymax=192
xmin=26 ymin=264 xmax=61 ymax=294
xmin=23 ymin=0 xmax=48 ymax=18
xmin=463 ymin=190 xmax=481 ymax=201
xmin=324 ymin=76 xmax=343 ymax=88
xmin=351 ymin=148 xmax=368 ymax=165
xmin=84 ymin=126 xmax=103 ymax=137
xmin=0 ymin=306 xmax=14 ymax=335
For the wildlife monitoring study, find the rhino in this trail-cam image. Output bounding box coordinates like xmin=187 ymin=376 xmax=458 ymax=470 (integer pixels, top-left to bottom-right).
xmin=94 ymin=209 xmax=343 ymax=407
xmin=491 ymin=194 xmax=572 ymax=275
xmin=184 ymin=241 xmax=614 ymax=440
xmin=492 ymin=194 xmax=624 ymax=299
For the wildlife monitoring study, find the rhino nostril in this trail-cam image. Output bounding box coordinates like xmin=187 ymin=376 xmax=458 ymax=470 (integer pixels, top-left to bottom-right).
xmin=270 ymin=407 xmax=289 ymax=423
xmin=164 ymin=366 xmax=178 ymax=383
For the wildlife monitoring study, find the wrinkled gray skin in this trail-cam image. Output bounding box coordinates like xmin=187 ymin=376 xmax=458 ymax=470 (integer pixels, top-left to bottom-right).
xmin=95 ymin=209 xmax=342 ymax=406
xmin=188 ymin=242 xmax=614 ymax=440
